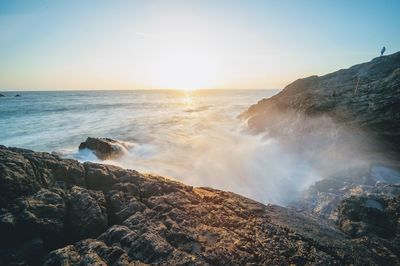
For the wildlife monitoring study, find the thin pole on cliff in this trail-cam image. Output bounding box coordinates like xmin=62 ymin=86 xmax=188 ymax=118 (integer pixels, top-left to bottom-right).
xmin=354 ymin=77 xmax=360 ymax=94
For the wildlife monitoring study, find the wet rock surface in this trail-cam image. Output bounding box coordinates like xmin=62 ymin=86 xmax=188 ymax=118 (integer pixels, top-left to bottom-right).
xmin=79 ymin=137 xmax=129 ymax=160
xmin=1 ymin=145 xmax=399 ymax=265
xmin=294 ymin=164 xmax=400 ymax=220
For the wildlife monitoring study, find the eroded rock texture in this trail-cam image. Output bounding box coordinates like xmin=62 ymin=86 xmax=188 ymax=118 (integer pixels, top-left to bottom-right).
xmin=0 ymin=145 xmax=399 ymax=265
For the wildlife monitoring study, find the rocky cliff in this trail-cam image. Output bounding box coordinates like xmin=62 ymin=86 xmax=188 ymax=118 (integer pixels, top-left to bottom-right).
xmin=1 ymin=145 xmax=399 ymax=265
xmin=240 ymin=51 xmax=400 ymax=263
xmin=242 ymin=51 xmax=400 ymax=159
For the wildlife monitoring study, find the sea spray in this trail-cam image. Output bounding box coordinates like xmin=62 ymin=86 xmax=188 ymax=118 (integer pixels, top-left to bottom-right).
xmin=1 ymin=89 xmax=334 ymax=205
xmin=73 ymin=107 xmax=323 ymax=205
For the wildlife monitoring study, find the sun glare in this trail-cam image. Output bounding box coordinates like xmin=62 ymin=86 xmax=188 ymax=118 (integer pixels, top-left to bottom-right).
xmin=145 ymin=45 xmax=221 ymax=90
xmin=130 ymin=13 xmax=229 ymax=90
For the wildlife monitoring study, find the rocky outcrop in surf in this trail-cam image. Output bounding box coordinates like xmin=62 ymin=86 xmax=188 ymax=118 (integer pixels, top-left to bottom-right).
xmin=79 ymin=137 xmax=130 ymax=160
xmin=1 ymin=145 xmax=399 ymax=265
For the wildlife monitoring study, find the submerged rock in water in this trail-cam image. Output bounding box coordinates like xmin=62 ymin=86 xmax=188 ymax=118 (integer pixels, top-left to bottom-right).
xmin=79 ymin=137 xmax=129 ymax=160
xmin=1 ymin=145 xmax=398 ymax=265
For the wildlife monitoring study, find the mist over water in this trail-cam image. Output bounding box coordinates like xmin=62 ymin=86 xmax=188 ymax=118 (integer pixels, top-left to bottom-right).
xmin=1 ymin=89 xmax=322 ymax=205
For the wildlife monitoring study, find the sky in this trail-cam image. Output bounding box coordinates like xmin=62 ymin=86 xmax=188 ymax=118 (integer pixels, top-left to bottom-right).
xmin=1 ymin=0 xmax=399 ymax=91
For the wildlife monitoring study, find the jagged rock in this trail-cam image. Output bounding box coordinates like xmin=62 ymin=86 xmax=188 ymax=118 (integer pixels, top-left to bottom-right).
xmin=0 ymin=146 xmax=86 ymax=208
xmin=84 ymin=162 xmax=120 ymax=190
xmin=1 ymin=145 xmax=400 ymax=265
xmin=242 ymin=52 xmax=400 ymax=159
xmin=107 ymin=187 xmax=146 ymax=224
xmin=14 ymin=188 xmax=67 ymax=249
xmin=241 ymin=52 xmax=400 ymax=251
xmin=43 ymin=239 xmax=145 ymax=266
xmin=293 ymin=164 xmax=400 ymax=221
xmin=337 ymin=194 xmax=400 ymax=260
xmin=338 ymin=195 xmax=399 ymax=238
xmin=79 ymin=137 xmax=129 ymax=160
xmin=67 ymin=186 xmax=108 ymax=240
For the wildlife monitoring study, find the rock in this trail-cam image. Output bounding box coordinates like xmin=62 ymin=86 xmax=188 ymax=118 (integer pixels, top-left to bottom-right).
xmin=0 ymin=238 xmax=44 ymax=266
xmin=337 ymin=194 xmax=400 ymax=261
xmin=79 ymin=137 xmax=129 ymax=160
xmin=338 ymin=195 xmax=399 ymax=238
xmin=292 ymin=165 xmax=400 ymax=221
xmin=0 ymin=146 xmax=86 ymax=208
xmin=14 ymin=188 xmax=67 ymax=249
xmin=0 ymin=93 xmax=4 ymax=97
xmin=67 ymin=186 xmax=108 ymax=241
xmin=241 ymin=52 xmax=400 ymax=252
xmin=242 ymin=51 xmax=400 ymax=159
xmin=15 ymin=94 xmax=20 ymax=97
xmin=43 ymin=239 xmax=145 ymax=266
xmin=1 ymin=145 xmax=400 ymax=265
xmin=84 ymin=162 xmax=119 ymax=190
xmin=0 ymin=209 xmax=16 ymax=247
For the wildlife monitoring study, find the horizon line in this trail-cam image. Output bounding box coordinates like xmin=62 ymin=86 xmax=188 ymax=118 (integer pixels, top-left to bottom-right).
xmin=0 ymin=88 xmax=282 ymax=92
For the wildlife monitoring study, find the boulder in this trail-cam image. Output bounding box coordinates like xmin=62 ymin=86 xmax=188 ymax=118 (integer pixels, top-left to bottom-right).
xmin=66 ymin=186 xmax=108 ymax=240
xmin=13 ymin=188 xmax=67 ymax=249
xmin=79 ymin=137 xmax=129 ymax=160
xmin=338 ymin=195 xmax=399 ymax=239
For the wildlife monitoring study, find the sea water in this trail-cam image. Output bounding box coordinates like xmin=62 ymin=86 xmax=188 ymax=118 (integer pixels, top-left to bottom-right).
xmin=0 ymin=89 xmax=320 ymax=205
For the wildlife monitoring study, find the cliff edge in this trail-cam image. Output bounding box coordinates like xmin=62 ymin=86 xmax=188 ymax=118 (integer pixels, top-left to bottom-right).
xmin=243 ymin=51 xmax=400 ymax=160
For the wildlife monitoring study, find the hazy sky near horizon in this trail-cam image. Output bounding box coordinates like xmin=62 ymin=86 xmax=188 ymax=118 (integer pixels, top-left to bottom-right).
xmin=1 ymin=0 xmax=400 ymax=91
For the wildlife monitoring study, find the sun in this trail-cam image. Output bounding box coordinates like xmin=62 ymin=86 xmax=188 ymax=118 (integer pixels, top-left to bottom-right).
xmin=129 ymin=13 xmax=227 ymax=91
xmin=145 ymin=46 xmax=221 ymax=90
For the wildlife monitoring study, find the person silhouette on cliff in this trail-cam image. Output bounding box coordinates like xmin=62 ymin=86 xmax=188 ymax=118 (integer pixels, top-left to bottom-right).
xmin=381 ymin=46 xmax=386 ymax=56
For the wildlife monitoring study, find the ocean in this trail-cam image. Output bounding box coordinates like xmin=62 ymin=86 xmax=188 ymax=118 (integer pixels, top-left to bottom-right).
xmin=0 ymin=89 xmax=319 ymax=205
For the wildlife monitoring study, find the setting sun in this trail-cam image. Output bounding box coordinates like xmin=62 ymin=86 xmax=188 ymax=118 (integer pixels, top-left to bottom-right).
xmin=144 ymin=45 xmax=221 ymax=90
xmin=127 ymin=12 xmax=229 ymax=90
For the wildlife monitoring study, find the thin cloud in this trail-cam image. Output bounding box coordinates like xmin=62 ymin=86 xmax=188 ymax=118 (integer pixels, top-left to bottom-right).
xmin=132 ymin=31 xmax=157 ymax=39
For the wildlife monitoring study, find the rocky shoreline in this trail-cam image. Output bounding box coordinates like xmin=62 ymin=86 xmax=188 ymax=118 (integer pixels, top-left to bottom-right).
xmin=1 ymin=52 xmax=400 ymax=265
xmin=1 ymin=145 xmax=399 ymax=265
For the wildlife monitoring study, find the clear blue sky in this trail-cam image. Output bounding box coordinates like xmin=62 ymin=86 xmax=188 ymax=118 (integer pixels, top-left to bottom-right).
xmin=1 ymin=0 xmax=399 ymax=90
